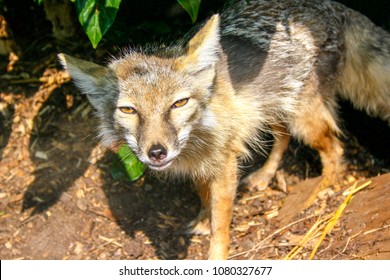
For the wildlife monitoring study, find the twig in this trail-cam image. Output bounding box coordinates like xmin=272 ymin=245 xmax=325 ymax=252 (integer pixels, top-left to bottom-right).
xmin=9 ymin=78 xmax=43 ymax=84
xmin=98 ymin=235 xmax=123 ymax=248
xmin=363 ymin=224 xmax=390 ymax=235
xmin=228 ymin=214 xmax=318 ymax=259
xmin=241 ymin=192 xmax=266 ymax=202
xmin=341 ymin=230 xmax=363 ymax=254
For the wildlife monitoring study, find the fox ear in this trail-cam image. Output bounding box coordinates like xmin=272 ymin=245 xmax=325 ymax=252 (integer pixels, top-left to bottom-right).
xmin=58 ymin=53 xmax=115 ymax=109
xmin=177 ymin=14 xmax=221 ymax=74
xmin=58 ymin=53 xmax=108 ymax=94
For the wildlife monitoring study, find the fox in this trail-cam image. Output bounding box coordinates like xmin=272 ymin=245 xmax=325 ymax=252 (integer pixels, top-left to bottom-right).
xmin=58 ymin=0 xmax=390 ymax=259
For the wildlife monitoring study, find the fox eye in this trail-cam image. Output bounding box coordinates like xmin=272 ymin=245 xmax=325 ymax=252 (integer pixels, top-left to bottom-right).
xmin=171 ymin=98 xmax=189 ymax=109
xmin=118 ymin=106 xmax=137 ymax=114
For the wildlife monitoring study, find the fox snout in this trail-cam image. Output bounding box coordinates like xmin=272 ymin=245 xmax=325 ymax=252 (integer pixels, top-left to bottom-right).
xmin=148 ymin=143 xmax=167 ymax=161
xmin=146 ymin=143 xmax=174 ymax=171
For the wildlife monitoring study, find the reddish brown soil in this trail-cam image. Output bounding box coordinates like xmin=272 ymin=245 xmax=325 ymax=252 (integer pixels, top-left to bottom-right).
xmin=1 ymin=50 xmax=390 ymax=260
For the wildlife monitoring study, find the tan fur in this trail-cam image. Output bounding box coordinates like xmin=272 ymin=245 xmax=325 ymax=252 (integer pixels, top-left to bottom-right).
xmin=59 ymin=0 xmax=390 ymax=259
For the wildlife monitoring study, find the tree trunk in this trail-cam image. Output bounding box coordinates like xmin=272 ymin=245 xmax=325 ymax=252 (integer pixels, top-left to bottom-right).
xmin=0 ymin=14 xmax=20 ymax=72
xmin=0 ymin=14 xmax=19 ymax=56
xmin=43 ymin=0 xmax=76 ymax=40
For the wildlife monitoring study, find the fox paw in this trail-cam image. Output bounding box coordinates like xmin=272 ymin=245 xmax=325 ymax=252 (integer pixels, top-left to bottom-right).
xmin=241 ymin=171 xmax=273 ymax=192
xmin=186 ymin=211 xmax=210 ymax=235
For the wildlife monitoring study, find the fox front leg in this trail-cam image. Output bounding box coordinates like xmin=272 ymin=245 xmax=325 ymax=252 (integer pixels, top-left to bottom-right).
xmin=187 ymin=178 xmax=211 ymax=235
xmin=207 ymin=153 xmax=238 ymax=260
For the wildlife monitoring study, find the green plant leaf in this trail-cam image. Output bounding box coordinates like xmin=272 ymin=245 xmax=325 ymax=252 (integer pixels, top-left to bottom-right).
xmin=116 ymin=144 xmax=147 ymax=182
xmin=75 ymin=0 xmax=121 ymax=48
xmin=177 ymin=0 xmax=201 ymax=23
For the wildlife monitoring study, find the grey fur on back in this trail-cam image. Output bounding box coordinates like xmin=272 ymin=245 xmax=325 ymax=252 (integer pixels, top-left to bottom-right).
xmin=219 ymin=0 xmax=390 ymax=125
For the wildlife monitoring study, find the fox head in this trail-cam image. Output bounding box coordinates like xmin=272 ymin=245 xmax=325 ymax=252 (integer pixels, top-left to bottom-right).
xmin=59 ymin=15 xmax=221 ymax=171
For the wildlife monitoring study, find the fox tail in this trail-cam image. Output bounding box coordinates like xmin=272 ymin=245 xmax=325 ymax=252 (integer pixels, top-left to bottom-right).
xmin=337 ymin=8 xmax=390 ymax=125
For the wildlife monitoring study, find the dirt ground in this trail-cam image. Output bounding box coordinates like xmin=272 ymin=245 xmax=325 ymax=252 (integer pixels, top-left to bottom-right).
xmin=1 ymin=44 xmax=390 ymax=260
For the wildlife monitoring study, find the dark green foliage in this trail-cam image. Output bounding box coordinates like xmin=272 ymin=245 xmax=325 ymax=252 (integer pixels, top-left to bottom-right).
xmin=177 ymin=0 xmax=201 ymax=23
xmin=74 ymin=0 xmax=201 ymax=48
xmin=75 ymin=0 xmax=121 ymax=48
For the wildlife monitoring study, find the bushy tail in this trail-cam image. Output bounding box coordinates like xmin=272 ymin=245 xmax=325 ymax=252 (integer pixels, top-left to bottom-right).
xmin=336 ymin=8 xmax=390 ymax=125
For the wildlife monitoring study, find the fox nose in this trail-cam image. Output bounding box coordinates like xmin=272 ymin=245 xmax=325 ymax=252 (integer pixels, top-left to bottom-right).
xmin=148 ymin=144 xmax=167 ymax=161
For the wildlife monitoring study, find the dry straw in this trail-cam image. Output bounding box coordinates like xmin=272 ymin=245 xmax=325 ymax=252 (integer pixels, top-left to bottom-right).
xmin=284 ymin=180 xmax=372 ymax=260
